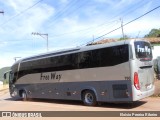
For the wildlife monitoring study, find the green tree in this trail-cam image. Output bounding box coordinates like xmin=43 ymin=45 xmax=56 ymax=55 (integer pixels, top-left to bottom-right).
xmin=145 ymin=28 xmax=160 ymax=38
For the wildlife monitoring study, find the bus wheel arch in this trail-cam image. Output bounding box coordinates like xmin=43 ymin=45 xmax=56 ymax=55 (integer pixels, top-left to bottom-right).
xmin=81 ymin=89 xmax=97 ymax=106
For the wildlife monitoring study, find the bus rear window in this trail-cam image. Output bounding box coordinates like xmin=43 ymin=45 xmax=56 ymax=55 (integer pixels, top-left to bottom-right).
xmin=134 ymin=41 xmax=152 ymax=61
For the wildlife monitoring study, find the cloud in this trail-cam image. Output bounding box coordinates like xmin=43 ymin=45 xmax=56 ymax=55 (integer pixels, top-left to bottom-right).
xmin=0 ymin=41 xmax=8 ymax=47
xmin=0 ymin=0 xmax=159 ymax=68
xmin=0 ymin=57 xmax=15 ymax=68
xmin=93 ymin=0 xmax=114 ymax=6
xmin=1 ymin=0 xmax=55 ymax=39
xmin=0 ymin=0 xmax=56 ymax=68
xmin=105 ymin=16 xmax=160 ymax=38
xmin=59 ymin=0 xmax=69 ymax=4
xmin=6 ymin=0 xmax=34 ymax=12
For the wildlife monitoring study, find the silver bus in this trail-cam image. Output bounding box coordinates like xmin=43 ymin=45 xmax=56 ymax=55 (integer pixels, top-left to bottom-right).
xmin=4 ymin=39 xmax=155 ymax=106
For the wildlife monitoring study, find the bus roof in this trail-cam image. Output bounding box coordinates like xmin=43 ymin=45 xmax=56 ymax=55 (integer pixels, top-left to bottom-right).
xmin=16 ymin=39 xmax=149 ymax=63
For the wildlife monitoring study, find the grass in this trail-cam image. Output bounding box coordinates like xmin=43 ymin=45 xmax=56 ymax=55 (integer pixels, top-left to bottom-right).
xmin=152 ymin=44 xmax=160 ymax=46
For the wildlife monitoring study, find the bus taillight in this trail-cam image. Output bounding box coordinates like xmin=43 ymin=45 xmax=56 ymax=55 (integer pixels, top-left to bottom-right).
xmin=134 ymin=72 xmax=140 ymax=90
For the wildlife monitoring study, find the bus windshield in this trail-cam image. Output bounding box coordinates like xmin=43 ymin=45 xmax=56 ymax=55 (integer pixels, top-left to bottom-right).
xmin=9 ymin=71 xmax=14 ymax=83
xmin=134 ymin=41 xmax=152 ymax=61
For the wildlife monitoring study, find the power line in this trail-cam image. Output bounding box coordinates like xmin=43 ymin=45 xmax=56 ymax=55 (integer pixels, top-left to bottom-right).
xmin=83 ymin=4 xmax=160 ymax=45
xmin=49 ymin=0 xmax=148 ymax=38
xmin=49 ymin=19 xmax=119 ymax=37
xmin=121 ymin=0 xmax=147 ymax=18
xmin=47 ymin=0 xmax=92 ymax=30
xmin=0 ymin=0 xmax=43 ymax=27
xmin=77 ymin=0 xmax=149 ymax=46
xmin=48 ymin=0 xmax=146 ymax=44
xmin=47 ymin=0 xmax=79 ymax=27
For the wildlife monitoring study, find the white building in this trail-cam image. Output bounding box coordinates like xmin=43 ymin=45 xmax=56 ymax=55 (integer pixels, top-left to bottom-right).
xmin=0 ymin=81 xmax=3 ymax=90
xmin=152 ymin=46 xmax=160 ymax=59
xmin=0 ymin=81 xmax=3 ymax=85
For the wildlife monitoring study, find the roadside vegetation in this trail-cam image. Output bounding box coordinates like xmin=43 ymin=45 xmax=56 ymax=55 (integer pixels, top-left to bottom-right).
xmin=145 ymin=28 xmax=160 ymax=38
xmin=0 ymin=67 xmax=10 ymax=85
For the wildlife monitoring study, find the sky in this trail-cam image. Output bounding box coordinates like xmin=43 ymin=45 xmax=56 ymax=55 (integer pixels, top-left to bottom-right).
xmin=0 ymin=0 xmax=160 ymax=68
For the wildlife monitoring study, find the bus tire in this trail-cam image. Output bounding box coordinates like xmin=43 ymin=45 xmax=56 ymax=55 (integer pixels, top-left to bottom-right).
xmin=82 ymin=90 xmax=97 ymax=106
xmin=21 ymin=91 xmax=28 ymax=101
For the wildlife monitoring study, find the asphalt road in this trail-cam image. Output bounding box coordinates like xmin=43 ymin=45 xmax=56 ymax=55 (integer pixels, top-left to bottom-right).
xmin=0 ymin=90 xmax=160 ymax=120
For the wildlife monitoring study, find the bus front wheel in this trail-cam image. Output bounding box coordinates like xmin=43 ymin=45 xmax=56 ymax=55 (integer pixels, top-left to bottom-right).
xmin=82 ymin=90 xmax=97 ymax=106
xmin=21 ymin=91 xmax=28 ymax=101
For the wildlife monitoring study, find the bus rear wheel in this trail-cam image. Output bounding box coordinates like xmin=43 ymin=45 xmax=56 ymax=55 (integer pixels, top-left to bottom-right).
xmin=82 ymin=90 xmax=97 ymax=106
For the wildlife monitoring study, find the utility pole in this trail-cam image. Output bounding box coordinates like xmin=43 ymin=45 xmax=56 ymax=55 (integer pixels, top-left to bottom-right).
xmin=14 ymin=57 xmax=21 ymax=62
xmin=136 ymin=31 xmax=141 ymax=38
xmin=120 ymin=18 xmax=125 ymax=39
xmin=32 ymin=32 xmax=49 ymax=52
xmin=92 ymin=35 xmax=94 ymax=43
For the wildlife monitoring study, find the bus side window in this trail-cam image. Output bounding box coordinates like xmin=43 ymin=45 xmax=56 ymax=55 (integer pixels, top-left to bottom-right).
xmin=71 ymin=53 xmax=79 ymax=69
xmin=78 ymin=51 xmax=92 ymax=69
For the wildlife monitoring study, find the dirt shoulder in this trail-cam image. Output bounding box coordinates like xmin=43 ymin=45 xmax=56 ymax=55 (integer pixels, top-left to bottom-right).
xmin=0 ymin=85 xmax=9 ymax=96
xmin=0 ymin=84 xmax=9 ymax=92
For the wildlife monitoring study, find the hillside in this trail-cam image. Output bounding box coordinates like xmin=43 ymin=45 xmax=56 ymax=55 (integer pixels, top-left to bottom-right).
xmin=0 ymin=67 xmax=10 ymax=81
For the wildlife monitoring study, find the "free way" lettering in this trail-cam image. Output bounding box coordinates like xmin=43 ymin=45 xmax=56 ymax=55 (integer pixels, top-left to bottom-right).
xmin=40 ymin=72 xmax=62 ymax=81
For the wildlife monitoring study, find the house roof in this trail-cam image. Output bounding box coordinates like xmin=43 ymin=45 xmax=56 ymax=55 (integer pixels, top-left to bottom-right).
xmin=88 ymin=38 xmax=160 ymax=45
xmin=87 ymin=39 xmax=118 ymax=45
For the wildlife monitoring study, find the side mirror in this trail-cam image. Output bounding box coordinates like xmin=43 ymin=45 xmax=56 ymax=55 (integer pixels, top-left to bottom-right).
xmin=4 ymin=73 xmax=6 ymax=79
